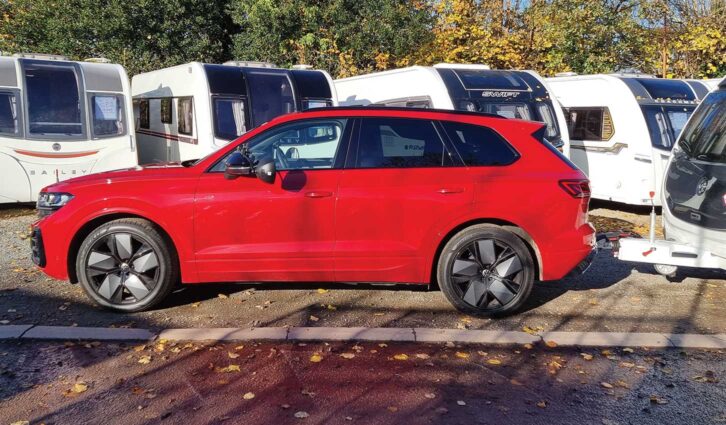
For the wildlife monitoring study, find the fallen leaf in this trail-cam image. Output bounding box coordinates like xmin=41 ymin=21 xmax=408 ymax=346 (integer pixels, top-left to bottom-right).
xmin=393 ymin=354 xmax=409 ymax=361
xmin=580 ymin=353 xmax=594 ymax=361
xmin=373 ymin=312 xmax=385 ymax=316
xmin=459 ymin=317 xmax=472 ymax=324
xmin=650 ymin=395 xmax=668 ymax=405
xmin=243 ymin=392 xmax=255 ymax=400
xmin=445 ymin=341 xmax=455 ymax=348
xmin=415 ymin=353 xmax=430 ymax=360
xmin=340 ymin=353 xmax=355 ymax=359
xmin=588 ymin=299 xmax=599 ymax=305
xmin=537 ymin=401 xmax=547 ymax=408
xmin=486 ymin=359 xmax=502 ymax=365
xmin=545 ymin=340 xmax=558 ymax=348
xmin=620 ymin=362 xmax=635 ymax=368
xmin=326 ymin=304 xmax=337 ymax=311
xmin=191 ymin=302 xmax=201 ymax=308
xmin=228 ymin=352 xmax=240 ymax=359
xmin=600 ymin=382 xmax=614 ymax=389
xmin=457 ymin=400 xmax=466 ymax=406
xmin=378 ymin=343 xmax=388 ymax=348
xmin=71 ymin=382 xmax=88 ymax=393
xmin=217 ymin=364 xmax=241 ymax=373
xmin=522 ymin=326 xmax=539 ymax=335
xmin=523 ymin=343 xmax=533 ymax=350
xmin=234 ymin=345 xmax=245 ymax=351
xmin=295 ymin=411 xmax=310 ymax=418
xmin=309 ymin=315 xmax=319 ymax=322
xmin=622 ymin=347 xmax=634 ymax=353
xmin=133 ymin=345 xmax=146 ymax=352
xmin=547 ymin=360 xmax=563 ymax=374
xmin=615 ymin=380 xmax=630 ymax=389
xmin=138 ymin=355 xmax=152 ymax=365
xmin=217 ymin=293 xmax=229 ymax=299
xmin=601 ymin=349 xmax=613 ymax=357
xmin=424 ymin=393 xmax=436 ymax=399
xmin=477 ymin=351 xmax=488 ymax=356
xmin=316 ymin=288 xmax=329 ymax=294
xmin=692 ymin=371 xmax=718 ymax=383
xmin=455 ymin=351 xmax=469 ymax=359
xmin=310 ymin=353 xmax=323 ymax=363
xmin=387 ymin=406 xmax=398 ymax=412
xmin=10 ymin=421 xmax=29 ymax=425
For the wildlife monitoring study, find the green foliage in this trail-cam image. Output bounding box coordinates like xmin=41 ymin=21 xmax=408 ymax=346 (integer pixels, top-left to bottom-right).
xmin=0 ymin=0 xmax=235 ymax=76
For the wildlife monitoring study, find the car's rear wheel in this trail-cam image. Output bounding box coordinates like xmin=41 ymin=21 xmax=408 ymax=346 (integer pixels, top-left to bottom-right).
xmin=437 ymin=225 xmax=535 ymax=317
xmin=76 ymin=218 xmax=178 ymax=312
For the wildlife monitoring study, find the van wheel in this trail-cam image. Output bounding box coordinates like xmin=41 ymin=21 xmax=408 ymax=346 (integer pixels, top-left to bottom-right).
xmin=437 ymin=225 xmax=534 ymax=317
xmin=76 ymin=218 xmax=178 ymax=312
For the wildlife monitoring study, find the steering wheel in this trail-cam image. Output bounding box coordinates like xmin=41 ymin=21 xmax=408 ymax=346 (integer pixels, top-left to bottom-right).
xmin=274 ymin=146 xmax=290 ymax=170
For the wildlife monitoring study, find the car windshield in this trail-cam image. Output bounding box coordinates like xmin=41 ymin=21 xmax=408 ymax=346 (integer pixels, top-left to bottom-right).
xmin=641 ymin=105 xmax=695 ymax=150
xmin=678 ymin=90 xmax=726 ymax=164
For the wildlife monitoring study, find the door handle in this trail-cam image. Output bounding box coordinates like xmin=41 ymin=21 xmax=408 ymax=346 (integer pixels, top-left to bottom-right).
xmin=305 ymin=191 xmax=333 ymax=198
xmin=438 ymin=187 xmax=464 ymax=194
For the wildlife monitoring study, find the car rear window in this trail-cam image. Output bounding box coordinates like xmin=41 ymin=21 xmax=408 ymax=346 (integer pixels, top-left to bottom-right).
xmin=440 ymin=121 xmax=519 ymax=166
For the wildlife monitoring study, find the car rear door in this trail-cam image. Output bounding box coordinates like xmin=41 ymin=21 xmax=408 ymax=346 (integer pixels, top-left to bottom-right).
xmin=334 ymin=116 xmax=474 ymax=283
xmin=193 ymin=118 xmax=351 ymax=283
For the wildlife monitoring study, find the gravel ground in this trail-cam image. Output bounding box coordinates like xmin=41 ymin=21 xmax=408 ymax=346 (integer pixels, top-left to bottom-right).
xmin=0 ymin=340 xmax=723 ymax=425
xmin=0 ymin=204 xmax=724 ymax=334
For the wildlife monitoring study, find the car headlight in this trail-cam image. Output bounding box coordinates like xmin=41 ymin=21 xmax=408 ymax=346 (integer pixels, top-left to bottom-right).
xmin=37 ymin=192 xmax=74 ymax=217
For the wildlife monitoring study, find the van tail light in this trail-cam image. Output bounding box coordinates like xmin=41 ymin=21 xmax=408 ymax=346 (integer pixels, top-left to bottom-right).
xmin=559 ymin=179 xmax=591 ymax=198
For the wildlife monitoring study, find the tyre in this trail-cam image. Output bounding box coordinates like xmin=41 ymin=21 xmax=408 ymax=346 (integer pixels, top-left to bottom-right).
xmin=437 ymin=225 xmax=535 ymax=317
xmin=76 ymin=218 xmax=179 ymax=312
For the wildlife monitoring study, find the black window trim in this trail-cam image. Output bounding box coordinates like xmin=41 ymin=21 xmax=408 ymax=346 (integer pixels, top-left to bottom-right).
xmin=345 ymin=116 xmax=456 ymax=170
xmin=206 ymin=117 xmax=354 ymax=173
xmin=0 ymin=89 xmax=24 ymax=139
xmin=437 ymin=119 xmax=520 ymax=167
xmin=88 ymin=92 xmax=127 ymax=139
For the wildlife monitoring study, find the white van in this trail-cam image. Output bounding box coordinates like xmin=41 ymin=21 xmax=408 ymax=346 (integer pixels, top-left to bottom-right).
xmin=131 ymin=62 xmax=337 ymax=164
xmin=0 ymin=53 xmax=136 ymax=203
xmin=334 ymin=64 xmax=569 ymax=154
xmin=546 ymin=74 xmax=710 ymax=206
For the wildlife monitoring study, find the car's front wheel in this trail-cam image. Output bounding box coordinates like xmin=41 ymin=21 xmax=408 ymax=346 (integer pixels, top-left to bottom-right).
xmin=437 ymin=225 xmax=535 ymax=317
xmin=76 ymin=218 xmax=178 ymax=312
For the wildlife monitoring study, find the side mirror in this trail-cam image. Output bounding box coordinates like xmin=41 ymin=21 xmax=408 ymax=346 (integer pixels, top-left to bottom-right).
xmin=255 ymin=158 xmax=276 ymax=184
xmin=224 ymin=152 xmax=252 ymax=180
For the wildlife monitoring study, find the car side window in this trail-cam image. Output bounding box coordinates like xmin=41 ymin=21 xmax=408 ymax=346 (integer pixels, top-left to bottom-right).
xmin=441 ymin=121 xmax=519 ymax=166
xmin=354 ymin=117 xmax=450 ymax=168
xmin=210 ymin=119 xmax=347 ymax=172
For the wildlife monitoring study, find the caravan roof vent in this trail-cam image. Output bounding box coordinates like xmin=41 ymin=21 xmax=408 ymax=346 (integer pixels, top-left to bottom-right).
xmin=612 ymin=70 xmax=655 ymax=78
xmin=555 ymin=72 xmax=578 ymax=77
xmin=223 ymin=61 xmax=277 ymax=69
xmin=434 ymin=63 xmax=491 ymax=70
xmin=84 ymin=57 xmax=111 ymax=64
xmin=12 ymin=52 xmax=69 ymax=61
xmin=292 ymin=64 xmax=313 ymax=70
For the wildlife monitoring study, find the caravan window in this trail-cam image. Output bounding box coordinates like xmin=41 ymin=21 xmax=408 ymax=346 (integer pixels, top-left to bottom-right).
xmin=24 ymin=62 xmax=83 ymax=137
xmin=91 ymin=95 xmax=125 ymax=138
xmin=465 ymin=101 xmax=532 ymax=120
xmin=177 ymin=97 xmax=194 ymax=135
xmin=641 ymin=105 xmax=695 ymax=150
xmin=565 ymin=107 xmax=614 ymax=141
xmin=213 ymin=97 xmax=247 ymax=141
xmin=160 ymin=98 xmax=172 ymax=124
xmin=246 ymin=71 xmax=295 ymax=126
xmin=138 ymin=99 xmax=150 ymax=129
xmin=0 ymin=92 xmax=19 ymax=136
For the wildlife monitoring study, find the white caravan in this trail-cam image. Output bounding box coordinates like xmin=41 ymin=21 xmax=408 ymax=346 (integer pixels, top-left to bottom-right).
xmin=0 ymin=53 xmax=136 ymax=203
xmin=614 ymin=78 xmax=726 ymax=274
xmin=334 ymin=64 xmax=569 ymax=154
xmin=702 ymin=78 xmax=723 ymax=91
xmin=131 ymin=62 xmax=337 ymax=164
xmin=546 ymin=74 xmax=710 ymax=206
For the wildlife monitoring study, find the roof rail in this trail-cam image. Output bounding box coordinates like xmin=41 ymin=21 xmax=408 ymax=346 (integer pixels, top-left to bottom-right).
xmin=12 ymin=52 xmax=69 ymax=61
xmin=83 ymin=57 xmax=111 ymax=64
xmin=223 ymin=61 xmax=277 ymax=68
xmin=554 ymin=72 xmax=578 ymax=77
xmin=299 ymin=105 xmax=506 ymax=120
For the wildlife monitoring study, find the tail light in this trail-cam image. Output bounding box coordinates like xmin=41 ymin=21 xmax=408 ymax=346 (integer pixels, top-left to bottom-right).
xmin=559 ymin=179 xmax=591 ymax=198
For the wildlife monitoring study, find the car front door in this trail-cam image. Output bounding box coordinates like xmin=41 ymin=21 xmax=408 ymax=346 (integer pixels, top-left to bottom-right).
xmin=194 ymin=118 xmax=351 ymax=282
xmin=334 ymin=116 xmax=474 ymax=283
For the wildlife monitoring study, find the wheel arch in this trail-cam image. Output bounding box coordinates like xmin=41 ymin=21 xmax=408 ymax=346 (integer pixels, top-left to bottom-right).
xmin=67 ymin=213 xmax=180 ymax=283
xmin=430 ymin=218 xmax=543 ymax=285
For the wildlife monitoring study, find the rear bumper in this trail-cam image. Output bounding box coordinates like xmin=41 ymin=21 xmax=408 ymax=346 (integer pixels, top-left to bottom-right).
xmin=564 ymin=246 xmax=596 ymax=278
xmin=540 ymin=223 xmax=597 ymax=280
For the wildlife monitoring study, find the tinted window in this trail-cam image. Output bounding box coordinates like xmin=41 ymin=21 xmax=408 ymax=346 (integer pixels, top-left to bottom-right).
xmin=565 ymin=107 xmax=614 ymax=141
xmin=24 ymin=62 xmax=83 ymax=136
xmin=91 ymin=95 xmax=125 ymax=137
xmin=214 ymin=97 xmax=247 ymax=140
xmin=678 ymin=90 xmax=725 ymax=163
xmin=0 ymin=92 xmax=19 ymax=135
xmin=634 ymin=78 xmax=695 ymax=101
xmin=211 ymin=119 xmax=347 ymax=172
xmin=160 ymin=98 xmax=172 ymax=124
xmin=290 ymin=70 xmax=332 ymax=99
xmin=355 ymin=118 xmax=449 ymax=168
xmin=454 ymin=70 xmax=528 ymax=90
xmin=441 ymin=121 xmax=518 ymax=166
xmin=177 ymin=97 xmax=193 ymax=135
xmin=641 ymin=105 xmax=694 ymax=150
xmin=247 ymin=71 xmax=295 ymax=126
xmin=138 ymin=99 xmax=149 ymax=129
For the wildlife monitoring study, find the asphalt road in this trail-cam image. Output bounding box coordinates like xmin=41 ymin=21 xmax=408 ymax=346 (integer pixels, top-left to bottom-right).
xmin=0 ymin=340 xmax=723 ymax=425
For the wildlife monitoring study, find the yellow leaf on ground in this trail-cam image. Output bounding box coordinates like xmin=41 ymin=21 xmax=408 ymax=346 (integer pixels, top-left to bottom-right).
xmin=545 ymin=341 xmax=558 ymax=348
xmin=620 ymin=362 xmax=635 ymax=368
xmin=217 ymin=364 xmax=241 ymax=373
xmin=243 ymin=392 xmax=255 ymax=400
xmin=340 ymin=353 xmax=355 ymax=359
xmin=326 ymin=304 xmax=337 ymax=311
xmin=310 ymin=353 xmax=323 ymax=363
xmin=522 ymin=326 xmax=538 ymax=335
xmin=580 ymin=353 xmax=593 ymax=361
xmin=217 ymin=293 xmax=229 ymax=299
xmin=228 ymin=352 xmax=240 ymax=359
xmin=138 ymin=355 xmax=152 ymax=364
xmin=191 ymin=302 xmax=201 ymax=308
xmin=601 ymin=382 xmax=613 ymax=389
xmin=133 ymin=345 xmax=146 ymax=352
xmin=317 ymin=288 xmax=329 ymax=294
xmin=10 ymin=421 xmax=29 ymax=425
xmin=309 ymin=315 xmax=319 ymax=322
xmin=415 ymin=353 xmax=430 ymax=359
xmin=616 ymin=380 xmax=630 ymax=388
xmin=234 ymin=345 xmax=245 ymax=351
xmin=623 ymin=347 xmax=634 ymax=353
xmin=523 ymin=343 xmax=534 ymax=350
xmin=486 ymin=359 xmax=502 ymax=365
xmin=537 ymin=401 xmax=547 ymax=408
xmin=455 ymin=351 xmax=469 ymax=359
xmin=72 ymin=382 xmax=88 ymax=393
xmin=393 ymin=354 xmax=409 ymax=361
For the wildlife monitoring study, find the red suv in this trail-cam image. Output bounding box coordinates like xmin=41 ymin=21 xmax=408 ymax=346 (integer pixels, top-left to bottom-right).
xmin=31 ymin=107 xmax=595 ymax=316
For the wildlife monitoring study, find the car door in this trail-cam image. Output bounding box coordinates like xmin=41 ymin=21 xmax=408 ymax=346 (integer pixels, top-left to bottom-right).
xmin=334 ymin=116 xmax=474 ymax=283
xmin=194 ymin=117 xmax=351 ymax=282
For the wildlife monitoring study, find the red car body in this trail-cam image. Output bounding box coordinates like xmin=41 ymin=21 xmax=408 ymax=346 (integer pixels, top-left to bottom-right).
xmin=33 ymin=108 xmax=594 ymax=296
